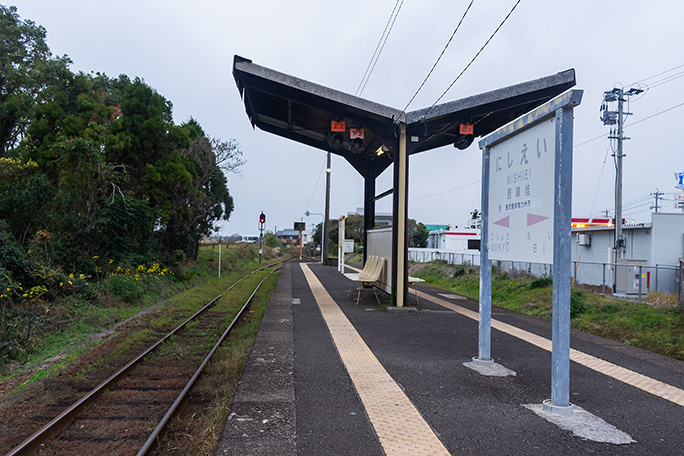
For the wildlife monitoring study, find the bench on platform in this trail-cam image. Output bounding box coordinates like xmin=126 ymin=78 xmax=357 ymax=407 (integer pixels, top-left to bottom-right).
xmin=344 ymin=256 xmax=385 ymax=304
xmin=344 ymin=256 xmax=425 ymax=305
xmin=407 ymin=275 xmax=425 ymax=305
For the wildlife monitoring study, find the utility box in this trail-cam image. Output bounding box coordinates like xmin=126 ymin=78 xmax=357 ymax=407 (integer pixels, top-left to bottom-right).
xmin=615 ymin=258 xmax=648 ymax=295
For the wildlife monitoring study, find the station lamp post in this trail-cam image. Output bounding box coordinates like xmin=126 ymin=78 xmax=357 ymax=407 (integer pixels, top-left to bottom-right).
xmin=305 ymin=211 xmax=324 ymax=263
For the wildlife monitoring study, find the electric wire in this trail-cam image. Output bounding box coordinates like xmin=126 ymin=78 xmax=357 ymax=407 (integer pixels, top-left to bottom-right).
xmin=423 ymin=0 xmax=523 ymax=115
xmin=355 ymin=0 xmax=405 ymax=97
xmin=304 ymin=154 xmax=328 ymax=213
xmin=624 ymin=101 xmax=684 ymax=128
xmin=646 ymin=70 xmax=684 ymax=89
xmin=634 ymin=63 xmax=684 ymax=84
xmin=625 ymin=64 xmax=684 ymax=100
xmin=409 ymin=179 xmax=480 ymax=202
xmin=575 ymin=100 xmax=684 ymax=148
xmin=589 ymin=145 xmax=611 ymax=217
xmin=401 ymin=0 xmax=476 ymax=113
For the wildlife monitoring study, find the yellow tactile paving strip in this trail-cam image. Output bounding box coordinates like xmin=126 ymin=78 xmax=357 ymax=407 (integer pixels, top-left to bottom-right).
xmin=417 ymin=290 xmax=684 ymax=408
xmin=300 ymin=264 xmax=451 ymax=456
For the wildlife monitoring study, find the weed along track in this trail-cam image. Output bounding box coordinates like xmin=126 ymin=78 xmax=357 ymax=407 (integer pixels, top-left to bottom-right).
xmin=5 ymin=263 xmax=282 ymax=456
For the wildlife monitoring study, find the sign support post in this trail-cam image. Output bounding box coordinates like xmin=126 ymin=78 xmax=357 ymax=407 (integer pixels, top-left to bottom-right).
xmin=474 ymin=147 xmax=493 ymax=366
xmin=478 ymin=89 xmax=583 ymax=413
xmin=547 ymin=101 xmax=575 ymax=412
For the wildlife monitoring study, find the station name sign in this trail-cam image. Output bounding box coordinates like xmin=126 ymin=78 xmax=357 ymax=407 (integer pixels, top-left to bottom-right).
xmin=487 ymin=118 xmax=555 ymax=263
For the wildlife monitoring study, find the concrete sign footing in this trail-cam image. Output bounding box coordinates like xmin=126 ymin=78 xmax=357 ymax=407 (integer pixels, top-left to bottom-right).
xmin=463 ymin=359 xmax=517 ymax=377
xmin=542 ymin=399 xmax=574 ymax=415
xmin=524 ymin=403 xmax=635 ymax=444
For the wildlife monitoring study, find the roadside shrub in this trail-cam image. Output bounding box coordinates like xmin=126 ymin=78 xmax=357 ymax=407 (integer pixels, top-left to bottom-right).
xmin=0 ymin=304 xmax=50 ymax=366
xmin=105 ymin=274 xmax=142 ymax=303
xmin=600 ymin=303 xmax=620 ymax=314
xmin=527 ymin=276 xmax=553 ymax=289
xmin=452 ymin=264 xmax=468 ymax=278
xmin=571 ymin=289 xmax=587 ymax=318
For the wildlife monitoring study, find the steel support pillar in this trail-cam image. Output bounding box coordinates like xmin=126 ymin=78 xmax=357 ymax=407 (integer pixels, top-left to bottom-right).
xmin=392 ymin=123 xmax=409 ymax=307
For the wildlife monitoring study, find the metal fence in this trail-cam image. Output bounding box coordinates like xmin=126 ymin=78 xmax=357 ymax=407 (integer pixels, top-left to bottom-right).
xmin=408 ymin=248 xmax=480 ymax=266
xmin=408 ymin=248 xmax=683 ymax=303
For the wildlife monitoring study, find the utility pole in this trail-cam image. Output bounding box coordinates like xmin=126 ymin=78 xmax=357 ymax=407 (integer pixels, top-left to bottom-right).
xmin=323 ymin=152 xmax=331 ymax=265
xmin=650 ymin=188 xmax=664 ymax=213
xmin=601 ymin=87 xmax=642 ymax=262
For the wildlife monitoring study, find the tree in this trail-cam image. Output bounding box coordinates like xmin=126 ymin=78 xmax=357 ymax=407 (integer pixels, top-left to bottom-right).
xmin=408 ymin=219 xmax=429 ymax=248
xmin=0 ymin=5 xmax=244 ymax=271
xmin=345 ymin=213 xmax=364 ymax=244
xmin=264 ymin=231 xmax=281 ymax=248
xmin=0 ymin=6 xmax=71 ymax=154
xmin=312 ymin=220 xmax=339 ymax=255
xmin=470 ymin=208 xmax=482 ymax=228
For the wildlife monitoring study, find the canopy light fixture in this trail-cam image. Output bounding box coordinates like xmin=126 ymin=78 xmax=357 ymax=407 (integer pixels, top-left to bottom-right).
xmin=349 ymin=128 xmax=364 ymax=154
xmin=328 ymin=132 xmax=344 ymax=150
xmin=454 ymin=134 xmax=474 ymax=150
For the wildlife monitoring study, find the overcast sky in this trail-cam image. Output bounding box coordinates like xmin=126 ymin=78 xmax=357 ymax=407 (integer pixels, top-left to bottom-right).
xmin=9 ymin=0 xmax=684 ymax=236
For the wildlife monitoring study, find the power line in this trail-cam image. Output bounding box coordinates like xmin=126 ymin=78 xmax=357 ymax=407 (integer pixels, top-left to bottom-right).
xmin=634 ymin=62 xmax=684 ymax=84
xmin=401 ymin=0 xmax=476 ymax=113
xmin=304 ymin=154 xmax=328 ymax=212
xmin=647 ymin=70 xmax=684 ymax=89
xmin=409 ymin=179 xmax=480 ymax=202
xmin=575 ymin=100 xmax=684 ymax=148
xmin=355 ymin=0 xmax=405 ymax=97
xmin=589 ymin=145 xmax=611 ymax=216
xmin=624 ymin=101 xmax=684 ymax=128
xmin=623 ymin=64 xmax=684 ymax=100
xmin=424 ymin=0 xmax=523 ymax=115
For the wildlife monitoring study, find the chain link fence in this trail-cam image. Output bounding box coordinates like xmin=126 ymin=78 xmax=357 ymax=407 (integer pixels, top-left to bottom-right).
xmin=408 ymin=248 xmax=684 ymax=305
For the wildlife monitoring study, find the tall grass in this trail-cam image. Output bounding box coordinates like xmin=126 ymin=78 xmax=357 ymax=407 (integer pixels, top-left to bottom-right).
xmin=411 ymin=261 xmax=684 ymax=360
xmin=0 ymin=244 xmax=265 ymax=377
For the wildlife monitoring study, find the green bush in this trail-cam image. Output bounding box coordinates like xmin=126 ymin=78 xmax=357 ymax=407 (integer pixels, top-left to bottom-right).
xmin=570 ymin=289 xmax=586 ymax=318
xmin=105 ymin=275 xmax=142 ymax=303
xmin=0 ymin=304 xmax=50 ymax=366
xmin=452 ymin=264 xmax=468 ymax=278
xmin=527 ymin=276 xmax=553 ymax=289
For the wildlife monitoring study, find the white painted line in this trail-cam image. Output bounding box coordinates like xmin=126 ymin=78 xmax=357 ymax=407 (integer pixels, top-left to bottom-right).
xmin=301 ymin=264 xmax=451 ymax=456
xmin=418 ymin=290 xmax=684 ymax=408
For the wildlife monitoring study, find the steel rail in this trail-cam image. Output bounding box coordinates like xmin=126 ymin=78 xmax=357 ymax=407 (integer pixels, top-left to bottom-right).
xmin=6 ymin=264 xmax=280 ymax=456
xmin=137 ymin=268 xmax=279 ymax=455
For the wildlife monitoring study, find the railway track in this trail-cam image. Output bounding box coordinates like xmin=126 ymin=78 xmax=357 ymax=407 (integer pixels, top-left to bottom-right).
xmin=5 ymin=262 xmax=283 ymax=456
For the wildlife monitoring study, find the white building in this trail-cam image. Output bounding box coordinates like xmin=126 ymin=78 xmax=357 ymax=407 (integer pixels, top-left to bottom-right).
xmin=426 ymin=229 xmax=481 ymax=251
xmin=572 ymin=212 xmax=684 ymax=294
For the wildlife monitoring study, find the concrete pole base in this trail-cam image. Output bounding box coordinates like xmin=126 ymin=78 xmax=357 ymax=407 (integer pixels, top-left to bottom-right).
xmin=542 ymin=399 xmax=574 ymax=415
xmin=471 ymin=356 xmax=495 ymax=367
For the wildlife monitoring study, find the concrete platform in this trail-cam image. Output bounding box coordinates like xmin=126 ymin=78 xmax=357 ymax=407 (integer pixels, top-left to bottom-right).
xmin=215 ymin=260 xmax=684 ymax=455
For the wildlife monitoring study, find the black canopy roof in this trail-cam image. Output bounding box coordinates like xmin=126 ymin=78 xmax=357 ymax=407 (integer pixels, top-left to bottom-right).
xmin=233 ymin=55 xmax=575 ymax=177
